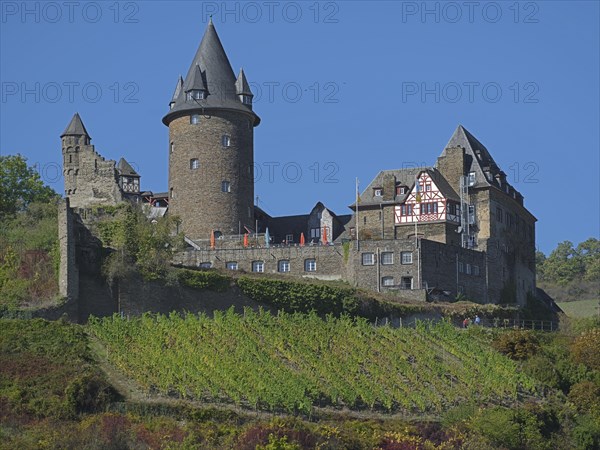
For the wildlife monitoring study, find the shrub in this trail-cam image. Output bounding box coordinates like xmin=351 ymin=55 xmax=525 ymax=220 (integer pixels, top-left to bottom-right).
xmin=571 ymin=329 xmax=600 ymax=371
xmin=492 ymin=329 xmax=540 ymax=360
xmin=568 ymin=381 xmax=600 ymax=416
xmin=177 ymin=269 xmax=230 ymax=292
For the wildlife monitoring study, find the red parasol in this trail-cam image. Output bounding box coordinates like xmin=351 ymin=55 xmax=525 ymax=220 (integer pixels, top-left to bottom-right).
xmin=322 ymin=227 xmax=328 ymax=245
xmin=243 ymin=233 xmax=249 ymax=247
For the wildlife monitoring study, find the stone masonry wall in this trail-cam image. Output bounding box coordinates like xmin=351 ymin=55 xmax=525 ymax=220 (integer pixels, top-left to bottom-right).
xmin=168 ymin=110 xmax=255 ymax=240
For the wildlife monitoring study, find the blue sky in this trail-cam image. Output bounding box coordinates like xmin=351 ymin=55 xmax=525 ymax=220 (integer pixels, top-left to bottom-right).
xmin=1 ymin=1 xmax=598 ymax=254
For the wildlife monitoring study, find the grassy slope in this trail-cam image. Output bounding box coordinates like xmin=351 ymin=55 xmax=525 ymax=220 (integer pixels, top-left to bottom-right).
xmin=557 ymin=299 xmax=600 ymax=318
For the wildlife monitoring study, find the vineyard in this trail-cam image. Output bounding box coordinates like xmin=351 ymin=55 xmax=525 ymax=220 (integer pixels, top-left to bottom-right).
xmin=89 ymin=309 xmax=540 ymax=415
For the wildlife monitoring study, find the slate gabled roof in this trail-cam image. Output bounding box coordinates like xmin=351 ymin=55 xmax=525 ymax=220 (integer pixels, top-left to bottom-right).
xmin=116 ymin=158 xmax=139 ymax=177
xmin=186 ymin=65 xmax=207 ymax=92
xmin=163 ymin=20 xmax=260 ymax=126
xmin=438 ymin=125 xmax=497 ymax=189
xmin=61 ymin=113 xmax=90 ymax=138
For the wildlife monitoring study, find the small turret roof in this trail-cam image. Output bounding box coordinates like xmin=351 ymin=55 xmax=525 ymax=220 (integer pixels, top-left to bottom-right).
xmin=235 ymin=68 xmax=252 ymax=96
xmin=185 ymin=65 xmax=207 ymax=92
xmin=61 ymin=113 xmax=90 ymax=138
xmin=170 ymin=76 xmax=184 ymax=103
xmin=117 ymin=158 xmax=139 ymax=177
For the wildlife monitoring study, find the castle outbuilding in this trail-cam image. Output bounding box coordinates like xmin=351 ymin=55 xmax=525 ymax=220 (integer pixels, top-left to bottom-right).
xmin=59 ymin=21 xmax=537 ymax=305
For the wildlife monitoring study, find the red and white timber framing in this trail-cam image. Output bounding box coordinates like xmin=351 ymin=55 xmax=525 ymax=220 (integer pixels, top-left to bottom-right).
xmin=394 ymin=171 xmax=460 ymax=224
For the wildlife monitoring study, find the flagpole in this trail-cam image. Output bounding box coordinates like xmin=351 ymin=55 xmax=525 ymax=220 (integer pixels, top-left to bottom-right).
xmin=415 ymin=173 xmax=420 ymax=290
xmin=355 ymin=177 xmax=360 ymax=250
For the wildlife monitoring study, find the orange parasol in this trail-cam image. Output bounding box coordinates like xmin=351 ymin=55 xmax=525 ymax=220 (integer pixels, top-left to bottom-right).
xmin=322 ymin=226 xmax=328 ymax=245
xmin=243 ymin=233 xmax=249 ymax=247
xmin=210 ymin=230 xmax=215 ymax=249
xmin=300 ymin=232 xmax=305 ymax=247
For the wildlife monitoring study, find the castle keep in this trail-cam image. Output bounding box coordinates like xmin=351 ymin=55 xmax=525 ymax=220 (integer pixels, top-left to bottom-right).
xmin=59 ymin=21 xmax=537 ymax=306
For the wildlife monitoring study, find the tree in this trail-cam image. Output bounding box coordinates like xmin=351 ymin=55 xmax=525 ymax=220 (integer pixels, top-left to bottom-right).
xmin=0 ymin=154 xmax=57 ymax=219
xmin=541 ymin=241 xmax=585 ymax=285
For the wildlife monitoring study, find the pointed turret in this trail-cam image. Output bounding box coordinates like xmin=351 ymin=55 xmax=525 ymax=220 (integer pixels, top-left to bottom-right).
xmin=61 ymin=113 xmax=91 ymax=139
xmin=236 ymin=68 xmax=253 ymax=107
xmin=169 ymin=76 xmax=184 ymax=109
xmin=116 ymin=157 xmax=139 ymax=177
xmin=163 ymin=20 xmax=260 ymax=126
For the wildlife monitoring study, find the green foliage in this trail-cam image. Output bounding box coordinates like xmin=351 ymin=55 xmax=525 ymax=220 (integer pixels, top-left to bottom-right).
xmin=95 ymin=204 xmax=183 ymax=283
xmin=538 ymin=238 xmax=600 ymax=285
xmin=0 ymin=200 xmax=60 ymax=307
xmin=568 ymin=381 xmax=600 ymax=416
xmin=0 ymin=319 xmax=118 ymax=420
xmin=177 ymin=268 xmax=230 ymax=292
xmin=572 ymin=414 xmax=600 ymax=450
xmin=237 ymin=277 xmax=360 ymax=316
xmin=90 ymin=311 xmax=539 ymax=415
xmin=492 ymin=329 xmax=540 ymax=360
xmin=0 ymin=154 xmax=57 ymax=219
xmin=571 ymin=328 xmax=600 ymax=371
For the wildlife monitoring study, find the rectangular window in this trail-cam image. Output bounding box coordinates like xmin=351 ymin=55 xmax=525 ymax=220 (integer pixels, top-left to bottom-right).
xmin=381 ymin=252 xmax=394 ymax=265
xmin=382 ymin=276 xmax=394 ymax=287
xmin=497 ymin=207 xmax=503 ymax=223
xmin=278 ymin=260 xmax=290 ymax=273
xmin=473 ymin=265 xmax=480 ymax=276
xmin=252 ymin=261 xmax=264 ymax=273
xmin=458 ymin=261 xmax=464 ymax=273
xmin=396 ymin=186 xmax=407 ymax=195
xmin=221 ymin=180 xmax=231 ymax=192
xmin=401 ymin=277 xmax=413 ymax=290
xmin=466 ymin=263 xmax=472 ymax=275
xmin=170 ymin=142 xmax=174 ymax=153
xmin=222 ymin=135 xmax=231 ymax=147
xmin=468 ymin=172 xmax=476 ymax=186
xmin=226 ymin=261 xmax=238 ymax=270
xmin=190 ymin=158 xmax=199 ymax=170
xmin=425 ymin=184 xmax=432 ymax=192
xmin=285 ymin=234 xmax=294 ymax=243
xmin=401 ymin=251 xmax=413 ymax=264
xmin=310 ymin=228 xmax=320 ymax=239
xmin=199 ymin=262 xmax=212 ymax=269
xmin=374 ymin=188 xmax=382 ymax=197
xmin=362 ymin=253 xmax=375 ymax=265
xmin=304 ymin=259 xmax=316 ymax=272
xmin=190 ymin=114 xmax=200 ymax=125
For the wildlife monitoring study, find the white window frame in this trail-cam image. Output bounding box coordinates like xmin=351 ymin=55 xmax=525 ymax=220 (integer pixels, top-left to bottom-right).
xmin=190 ymin=114 xmax=200 ymax=125
xmin=310 ymin=228 xmax=320 ymax=239
xmin=401 ymin=277 xmax=413 ymax=290
xmin=222 ymin=135 xmax=231 ymax=147
xmin=190 ymin=158 xmax=199 ymax=170
xmin=381 ymin=252 xmax=394 ymax=265
xmin=278 ymin=260 xmax=290 ymax=273
xmin=285 ymin=234 xmax=294 ymax=243
xmin=468 ymin=171 xmax=476 ymax=186
xmin=304 ymin=259 xmax=317 ymax=272
xmin=226 ymin=261 xmax=238 ymax=270
xmin=252 ymin=261 xmax=264 ymax=273
xmin=374 ymin=188 xmax=383 ymax=197
xmin=382 ymin=276 xmax=394 ymax=287
xmin=401 ymin=251 xmax=413 ymax=264
xmin=221 ymin=180 xmax=231 ymax=193
xmin=362 ymin=253 xmax=375 ymax=266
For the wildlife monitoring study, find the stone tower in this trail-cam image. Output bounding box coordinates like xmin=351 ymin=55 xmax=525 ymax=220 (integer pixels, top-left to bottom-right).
xmin=163 ymin=20 xmax=260 ymax=240
xmin=61 ymin=113 xmax=123 ymax=208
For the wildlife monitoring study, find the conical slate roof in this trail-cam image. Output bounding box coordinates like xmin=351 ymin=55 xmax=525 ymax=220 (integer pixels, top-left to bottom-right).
xmin=163 ymin=20 xmax=260 ymax=126
xmin=61 ymin=113 xmax=90 ymax=138
xmin=235 ymin=68 xmax=252 ymax=96
xmin=116 ymin=158 xmax=139 ymax=177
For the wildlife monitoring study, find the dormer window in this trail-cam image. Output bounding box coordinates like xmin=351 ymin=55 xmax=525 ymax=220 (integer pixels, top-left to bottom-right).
xmin=374 ymin=188 xmax=383 ymax=197
xmin=396 ymin=186 xmax=407 ymax=195
xmin=187 ymin=90 xmax=205 ymax=101
xmin=240 ymin=95 xmax=252 ymax=105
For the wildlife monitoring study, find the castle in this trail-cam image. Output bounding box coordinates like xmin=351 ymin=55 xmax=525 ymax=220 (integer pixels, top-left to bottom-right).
xmin=59 ymin=20 xmax=537 ymax=305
